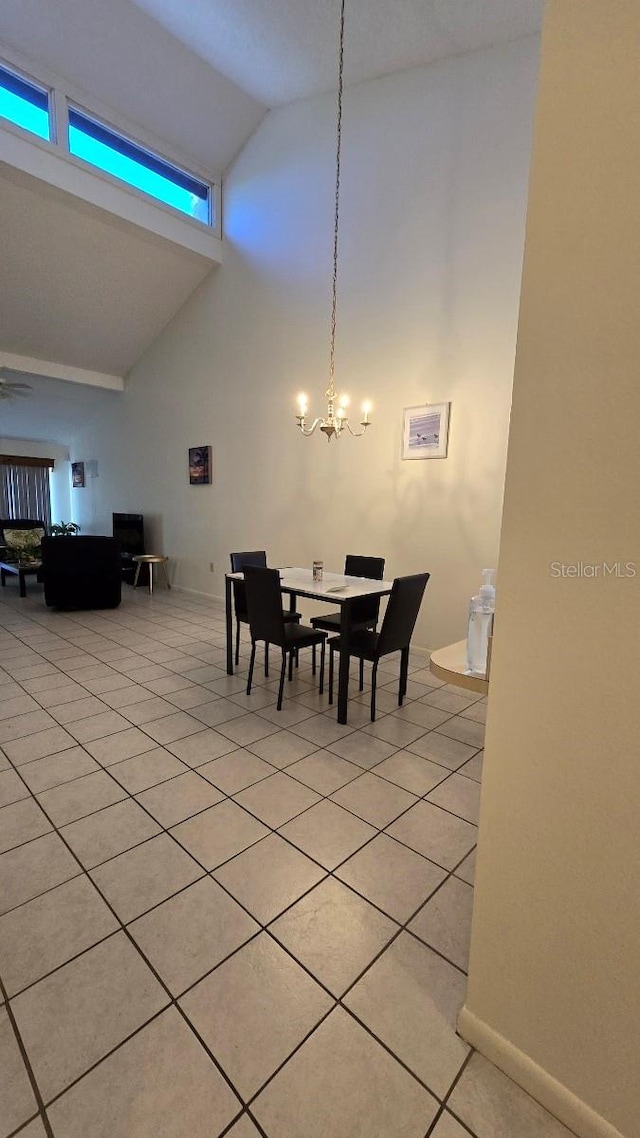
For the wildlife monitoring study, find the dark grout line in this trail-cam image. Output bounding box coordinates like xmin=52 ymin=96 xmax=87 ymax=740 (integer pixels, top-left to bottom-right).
xmin=0 ymin=972 xmax=55 ymax=1138
xmin=3 ymin=762 xmax=256 ymax=1121
xmin=1 ymin=594 xmax=484 ymax=1127
xmin=424 ymin=1050 xmax=476 ymax=1137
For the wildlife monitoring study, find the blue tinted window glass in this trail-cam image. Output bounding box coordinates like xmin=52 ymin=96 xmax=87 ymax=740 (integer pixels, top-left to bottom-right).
xmin=0 ymin=64 xmax=50 ymax=140
xmin=68 ymin=107 xmax=210 ymax=224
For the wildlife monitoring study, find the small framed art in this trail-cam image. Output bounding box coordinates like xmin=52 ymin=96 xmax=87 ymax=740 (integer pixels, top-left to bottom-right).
xmin=402 ymin=403 xmax=450 ymax=460
xmin=189 ymin=446 xmax=212 ymax=485
xmin=71 ymin=461 xmax=85 ymax=487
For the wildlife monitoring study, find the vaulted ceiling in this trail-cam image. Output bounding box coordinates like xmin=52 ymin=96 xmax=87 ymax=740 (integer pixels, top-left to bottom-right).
xmin=0 ymin=0 xmax=544 ymax=444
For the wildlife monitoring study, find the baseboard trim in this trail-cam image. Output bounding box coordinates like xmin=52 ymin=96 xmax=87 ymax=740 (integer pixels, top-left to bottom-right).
xmin=457 ymin=1006 xmax=626 ymax=1138
xmin=169 ymin=584 xmax=220 ymax=602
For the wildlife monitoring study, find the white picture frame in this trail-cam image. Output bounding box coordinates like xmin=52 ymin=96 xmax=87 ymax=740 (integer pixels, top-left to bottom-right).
xmin=402 ymin=402 xmax=450 ymax=460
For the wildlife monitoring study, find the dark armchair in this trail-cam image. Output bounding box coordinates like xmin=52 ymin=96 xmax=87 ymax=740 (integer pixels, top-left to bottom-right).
xmin=41 ymin=536 xmax=122 ymax=610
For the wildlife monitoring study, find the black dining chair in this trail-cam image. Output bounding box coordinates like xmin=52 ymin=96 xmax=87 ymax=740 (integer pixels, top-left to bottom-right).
xmin=230 ymin=551 xmax=301 ymax=672
xmin=311 ymin=554 xmax=385 ymax=689
xmin=244 ymin=566 xmax=327 ymax=710
xmin=328 ymin=572 xmax=430 ymax=721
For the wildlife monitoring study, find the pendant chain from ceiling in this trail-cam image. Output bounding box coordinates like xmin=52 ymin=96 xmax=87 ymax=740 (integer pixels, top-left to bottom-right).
xmin=327 ymin=0 xmax=345 ymax=402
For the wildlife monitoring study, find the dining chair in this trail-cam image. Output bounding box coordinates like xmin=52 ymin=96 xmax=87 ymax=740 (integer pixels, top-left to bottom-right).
xmin=327 ymin=571 xmax=430 ymax=721
xmin=311 ymin=554 xmax=385 ymax=689
xmin=244 ymin=566 xmax=327 ymax=710
xmin=230 ymin=551 xmax=301 ymax=672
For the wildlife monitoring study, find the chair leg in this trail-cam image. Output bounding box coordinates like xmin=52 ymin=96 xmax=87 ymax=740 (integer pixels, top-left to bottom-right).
xmin=328 ymin=646 xmax=334 ymax=704
xmin=247 ymin=642 xmax=257 ymax=695
xmin=318 ymin=639 xmax=326 ymax=695
xmin=277 ymin=652 xmax=287 ymax=710
xmin=288 ymin=649 xmax=294 ymax=681
xmin=370 ymin=660 xmax=379 ymax=721
xmin=311 ymin=643 xmax=316 ymax=676
xmin=399 ymin=646 xmax=410 ymax=705
xmin=264 ymin=643 xmax=269 ymax=677
xmin=359 ymin=657 xmax=364 ymax=691
xmin=235 ymin=620 xmax=241 ymax=666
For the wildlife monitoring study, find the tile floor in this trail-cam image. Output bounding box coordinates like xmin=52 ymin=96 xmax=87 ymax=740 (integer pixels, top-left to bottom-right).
xmin=0 ymin=583 xmax=576 ymax=1138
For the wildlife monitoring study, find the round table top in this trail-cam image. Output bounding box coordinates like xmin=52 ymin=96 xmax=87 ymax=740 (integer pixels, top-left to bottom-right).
xmin=429 ymin=639 xmax=489 ymax=695
xmin=133 ymin=554 xmax=168 ymax=564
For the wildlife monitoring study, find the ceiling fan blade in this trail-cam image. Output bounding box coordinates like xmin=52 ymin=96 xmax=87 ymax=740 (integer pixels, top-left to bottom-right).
xmin=0 ymin=381 xmax=33 ymax=399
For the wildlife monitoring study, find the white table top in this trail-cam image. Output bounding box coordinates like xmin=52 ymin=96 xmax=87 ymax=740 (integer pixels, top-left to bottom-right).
xmin=227 ymin=566 xmax=393 ymax=602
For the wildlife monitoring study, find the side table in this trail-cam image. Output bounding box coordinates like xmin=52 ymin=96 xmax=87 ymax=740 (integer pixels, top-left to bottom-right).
xmin=0 ymin=559 xmax=42 ymax=599
xmin=133 ymin=555 xmax=170 ymax=596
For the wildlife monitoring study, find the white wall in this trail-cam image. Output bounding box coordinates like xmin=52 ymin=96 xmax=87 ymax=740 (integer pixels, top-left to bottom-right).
xmin=70 ymin=36 xmax=539 ymax=648
xmin=0 ymin=436 xmax=71 ymax=522
xmin=460 ymin=3 xmax=640 ymax=1136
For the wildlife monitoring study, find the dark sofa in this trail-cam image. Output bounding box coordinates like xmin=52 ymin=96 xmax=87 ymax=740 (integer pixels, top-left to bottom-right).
xmin=41 ymin=536 xmax=122 ymax=610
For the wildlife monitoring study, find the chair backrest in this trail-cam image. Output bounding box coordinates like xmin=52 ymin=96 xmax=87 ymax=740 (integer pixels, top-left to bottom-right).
xmin=243 ymin=565 xmax=287 ymax=648
xmin=344 ymin=554 xmax=386 ymax=625
xmin=230 ymin=550 xmax=267 ymax=620
xmin=113 ymin=513 xmax=145 ymax=557
xmin=376 ymin=572 xmax=430 ymax=658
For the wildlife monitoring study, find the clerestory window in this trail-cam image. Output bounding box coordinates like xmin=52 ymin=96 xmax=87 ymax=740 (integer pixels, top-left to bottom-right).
xmin=0 ymin=62 xmax=51 ymax=141
xmin=67 ymin=106 xmax=210 ymax=224
xmin=0 ymin=56 xmax=215 ymax=229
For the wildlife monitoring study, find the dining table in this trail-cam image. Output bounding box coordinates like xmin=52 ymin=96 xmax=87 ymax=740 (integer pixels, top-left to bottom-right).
xmin=225 ymin=566 xmax=393 ymax=724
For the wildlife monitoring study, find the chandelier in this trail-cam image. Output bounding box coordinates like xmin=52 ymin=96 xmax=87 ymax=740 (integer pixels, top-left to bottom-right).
xmin=295 ymin=0 xmax=372 ymax=441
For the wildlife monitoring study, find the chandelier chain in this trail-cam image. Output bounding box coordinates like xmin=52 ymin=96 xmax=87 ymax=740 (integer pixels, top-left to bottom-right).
xmin=327 ymin=0 xmax=345 ymax=402
xmin=295 ymin=0 xmax=371 ymax=440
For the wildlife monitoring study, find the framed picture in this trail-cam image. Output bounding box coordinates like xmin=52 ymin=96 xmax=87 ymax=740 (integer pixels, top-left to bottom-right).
xmin=402 ymin=402 xmax=450 ymax=460
xmin=71 ymin=461 xmax=85 ymax=487
xmin=189 ymin=446 xmax=212 ymax=485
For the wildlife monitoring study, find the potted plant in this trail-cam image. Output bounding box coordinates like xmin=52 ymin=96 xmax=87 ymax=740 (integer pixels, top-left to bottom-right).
xmin=50 ymin=522 xmax=81 ymax=536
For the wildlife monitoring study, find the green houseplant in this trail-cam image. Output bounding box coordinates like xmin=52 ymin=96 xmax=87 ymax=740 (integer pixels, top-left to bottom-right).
xmin=50 ymin=522 xmax=81 ymax=536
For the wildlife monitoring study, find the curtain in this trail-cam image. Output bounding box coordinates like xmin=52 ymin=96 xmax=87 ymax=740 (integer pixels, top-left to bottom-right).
xmin=0 ymin=463 xmax=52 ymax=528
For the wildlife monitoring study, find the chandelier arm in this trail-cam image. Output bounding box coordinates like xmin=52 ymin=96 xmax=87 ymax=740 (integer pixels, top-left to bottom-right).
xmin=296 ymin=417 xmax=323 ymax=436
xmin=343 ymin=420 xmax=370 ymax=438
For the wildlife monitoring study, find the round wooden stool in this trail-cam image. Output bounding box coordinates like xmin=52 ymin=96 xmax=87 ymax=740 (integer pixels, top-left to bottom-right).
xmin=133 ymin=554 xmax=170 ymax=595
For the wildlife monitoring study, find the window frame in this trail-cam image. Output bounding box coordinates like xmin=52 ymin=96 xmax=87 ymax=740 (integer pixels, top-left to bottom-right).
xmin=67 ymin=103 xmax=212 ymax=226
xmin=0 ymin=59 xmax=53 ymax=143
xmin=0 ymin=49 xmax=218 ymax=234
